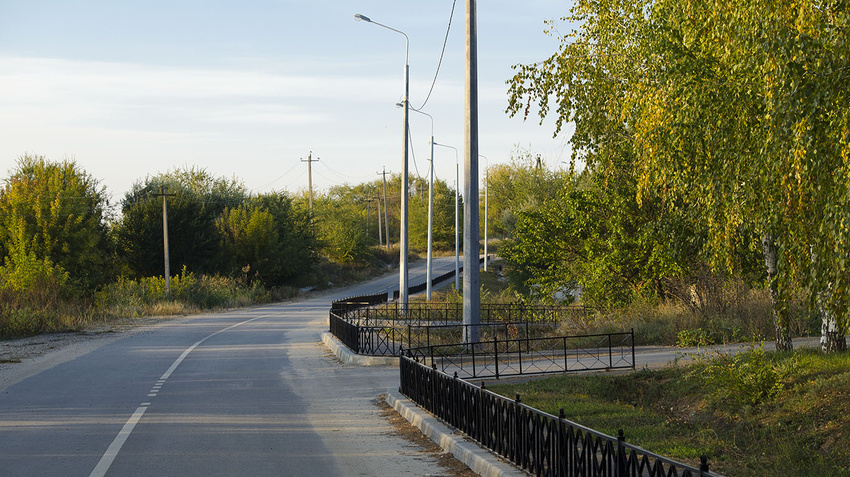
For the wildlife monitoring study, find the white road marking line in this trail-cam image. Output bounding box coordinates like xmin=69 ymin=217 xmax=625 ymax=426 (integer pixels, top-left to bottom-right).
xmin=88 ymin=313 xmax=271 ymax=477
xmin=88 ymin=406 xmax=147 ymax=477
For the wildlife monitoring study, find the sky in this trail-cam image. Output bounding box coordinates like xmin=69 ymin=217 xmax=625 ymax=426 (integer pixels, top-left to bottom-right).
xmin=0 ymin=0 xmax=575 ymax=205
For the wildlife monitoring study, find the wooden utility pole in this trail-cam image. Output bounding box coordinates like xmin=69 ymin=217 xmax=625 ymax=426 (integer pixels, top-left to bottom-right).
xmin=302 ymin=152 xmax=319 ymax=230
xmin=463 ymin=0 xmax=481 ymax=344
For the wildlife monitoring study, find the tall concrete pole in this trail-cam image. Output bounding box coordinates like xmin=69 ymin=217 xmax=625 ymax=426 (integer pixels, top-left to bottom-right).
xmin=354 ymin=14 xmax=407 ymax=296
xmin=376 ymin=186 xmax=383 ymax=247
xmin=400 ymin=48 xmax=410 ymax=313
xmin=455 ymin=161 xmax=460 ymax=291
xmin=426 ymin=132 xmax=435 ymax=300
xmin=434 ymin=142 xmax=460 ymax=291
xmin=161 ymin=185 xmax=171 ymax=298
xmin=463 ymin=0 xmax=481 ymax=344
xmin=409 ymin=106 xmax=435 ymax=301
xmin=301 ymin=152 xmax=319 ymax=231
xmin=482 ymin=155 xmax=489 ymax=272
xmin=382 ymin=167 xmax=390 ymax=249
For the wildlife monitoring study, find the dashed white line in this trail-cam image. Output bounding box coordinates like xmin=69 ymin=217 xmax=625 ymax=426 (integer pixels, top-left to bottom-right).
xmin=88 ymin=406 xmax=147 ymax=477
xmin=88 ymin=313 xmax=270 ymax=477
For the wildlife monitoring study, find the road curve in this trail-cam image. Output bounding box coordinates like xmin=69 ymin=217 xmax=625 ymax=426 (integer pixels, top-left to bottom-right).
xmin=0 ymin=257 xmax=461 ymax=477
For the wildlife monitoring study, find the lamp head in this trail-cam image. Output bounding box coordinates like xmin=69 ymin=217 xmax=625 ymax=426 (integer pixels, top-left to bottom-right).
xmin=354 ymin=13 xmax=371 ymax=22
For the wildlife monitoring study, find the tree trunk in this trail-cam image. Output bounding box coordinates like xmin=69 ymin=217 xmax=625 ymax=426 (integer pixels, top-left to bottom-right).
xmin=820 ymin=302 xmax=847 ymax=353
xmin=762 ymin=234 xmax=793 ymax=351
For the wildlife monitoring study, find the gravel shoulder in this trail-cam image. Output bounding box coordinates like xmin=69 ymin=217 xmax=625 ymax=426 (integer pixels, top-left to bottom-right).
xmin=0 ymin=315 xmax=190 ymax=393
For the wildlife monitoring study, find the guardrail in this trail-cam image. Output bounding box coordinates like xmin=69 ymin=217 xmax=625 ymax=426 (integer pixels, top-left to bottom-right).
xmin=399 ymin=356 xmax=714 ymax=477
xmin=405 ymin=330 xmax=635 ymax=379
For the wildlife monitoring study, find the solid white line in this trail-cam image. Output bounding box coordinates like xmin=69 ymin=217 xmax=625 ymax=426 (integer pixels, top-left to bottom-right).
xmin=89 ymin=406 xmax=147 ymax=477
xmin=88 ymin=313 xmax=271 ymax=477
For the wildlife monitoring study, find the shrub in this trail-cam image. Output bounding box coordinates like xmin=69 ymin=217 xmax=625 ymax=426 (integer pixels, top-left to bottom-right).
xmin=692 ymin=344 xmax=797 ymax=407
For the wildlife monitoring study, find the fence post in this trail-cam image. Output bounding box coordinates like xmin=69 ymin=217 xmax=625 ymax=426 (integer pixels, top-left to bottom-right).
xmin=493 ymin=335 xmax=499 ymax=379
xmin=699 ymin=455 xmax=710 ymax=476
xmin=452 ymin=372 xmax=459 ymax=428
xmin=617 ymin=429 xmax=626 ymax=477
xmin=631 ymin=328 xmax=636 ymax=369
xmin=558 ymin=409 xmax=567 ymax=476
xmin=514 ymin=394 xmax=522 ymax=466
xmin=608 ymin=333 xmax=613 ymax=368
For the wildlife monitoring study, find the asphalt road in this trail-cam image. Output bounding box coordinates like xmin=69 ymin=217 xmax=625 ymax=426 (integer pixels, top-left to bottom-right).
xmin=0 ymin=257 xmax=461 ymax=477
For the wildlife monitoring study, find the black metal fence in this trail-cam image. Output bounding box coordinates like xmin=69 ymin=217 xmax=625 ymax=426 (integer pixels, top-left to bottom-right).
xmin=399 ymin=356 xmax=714 ymax=477
xmin=330 ymin=302 xmax=593 ymax=357
xmin=405 ymin=330 xmax=635 ymax=379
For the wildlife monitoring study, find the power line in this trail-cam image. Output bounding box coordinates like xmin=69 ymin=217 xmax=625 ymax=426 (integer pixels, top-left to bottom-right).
xmin=417 ymin=0 xmax=458 ymax=110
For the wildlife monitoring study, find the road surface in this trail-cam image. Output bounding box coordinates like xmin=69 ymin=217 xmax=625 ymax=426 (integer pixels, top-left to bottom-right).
xmin=0 ymin=257 xmax=462 ymax=477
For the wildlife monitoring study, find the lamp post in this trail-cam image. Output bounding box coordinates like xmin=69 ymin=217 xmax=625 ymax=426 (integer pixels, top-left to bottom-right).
xmin=480 ymin=154 xmax=488 ymax=272
xmin=355 ymin=13 xmax=410 ymax=311
xmin=407 ymin=106 xmax=436 ymax=300
xmin=434 ymin=142 xmax=459 ymax=291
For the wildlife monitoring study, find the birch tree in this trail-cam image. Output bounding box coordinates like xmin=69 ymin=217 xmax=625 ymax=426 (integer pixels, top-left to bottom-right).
xmin=508 ymin=0 xmax=850 ymax=351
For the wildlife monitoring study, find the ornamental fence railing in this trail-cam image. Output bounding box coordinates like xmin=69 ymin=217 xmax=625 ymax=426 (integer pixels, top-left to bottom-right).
xmin=329 ymin=302 xmax=594 ymax=357
xmin=404 ymin=330 xmax=635 ymax=379
xmin=399 ymin=356 xmax=715 ymax=477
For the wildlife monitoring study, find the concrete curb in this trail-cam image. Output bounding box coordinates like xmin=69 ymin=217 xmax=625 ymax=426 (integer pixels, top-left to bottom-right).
xmin=385 ymin=390 xmax=528 ymax=477
xmin=321 ymin=331 xmax=398 ymax=367
xmin=322 ymin=331 xmax=527 ymax=475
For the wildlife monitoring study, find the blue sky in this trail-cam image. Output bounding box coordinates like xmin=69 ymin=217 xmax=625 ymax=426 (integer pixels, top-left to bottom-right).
xmin=0 ymin=1 xmax=574 ymax=202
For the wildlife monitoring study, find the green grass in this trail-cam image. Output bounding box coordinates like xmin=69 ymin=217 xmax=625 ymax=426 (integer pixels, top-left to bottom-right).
xmin=488 ymin=347 xmax=850 ymax=476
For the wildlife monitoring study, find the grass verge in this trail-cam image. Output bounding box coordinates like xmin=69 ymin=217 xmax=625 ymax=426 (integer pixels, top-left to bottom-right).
xmin=487 ymin=346 xmax=850 ymax=476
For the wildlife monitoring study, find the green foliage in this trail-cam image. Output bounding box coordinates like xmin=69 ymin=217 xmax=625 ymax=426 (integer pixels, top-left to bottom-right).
xmin=500 ymin=163 xmax=699 ymax=308
xmin=676 ymin=328 xmax=716 ymax=348
xmin=0 ymin=154 xmax=113 ymax=289
xmin=693 ymin=345 xmax=798 ymax=408
xmin=115 ymin=167 xmax=246 ymax=278
xmin=409 ymin=176 xmax=459 ymax=252
xmin=491 ymin=348 xmax=850 ymax=476
xmin=95 ymin=267 xmax=271 ymax=316
xmin=0 ymin=250 xmax=84 ymax=336
xmin=249 ymin=192 xmax=316 ymax=284
xmin=0 ymin=249 xmax=71 ymax=295
xmin=506 ymin=0 xmax=850 ymax=346
xmin=484 ymin=146 xmax=564 ymax=238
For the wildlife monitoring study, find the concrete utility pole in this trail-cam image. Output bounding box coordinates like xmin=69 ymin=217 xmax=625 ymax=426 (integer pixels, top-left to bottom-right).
xmin=159 ymin=185 xmax=174 ymax=297
xmin=380 ymin=167 xmax=390 ymax=249
xmin=482 ymin=154 xmax=489 ymax=272
xmin=463 ymin=0 xmax=481 ymax=344
xmin=376 ymin=187 xmax=383 ymax=247
xmin=302 ymin=152 xmax=319 ymax=230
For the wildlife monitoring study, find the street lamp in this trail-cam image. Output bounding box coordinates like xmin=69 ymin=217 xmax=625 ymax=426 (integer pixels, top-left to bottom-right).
xmin=480 ymin=154 xmax=488 ymax=272
xmin=406 ymin=105 xmax=436 ymax=300
xmin=355 ymin=12 xmax=411 ymax=311
xmin=434 ymin=142 xmax=459 ymax=291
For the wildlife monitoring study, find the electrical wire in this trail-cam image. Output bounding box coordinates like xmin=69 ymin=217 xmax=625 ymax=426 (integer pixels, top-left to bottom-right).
xmin=416 ymin=0 xmax=457 ymax=110
xmin=255 ymin=160 xmax=302 ymax=192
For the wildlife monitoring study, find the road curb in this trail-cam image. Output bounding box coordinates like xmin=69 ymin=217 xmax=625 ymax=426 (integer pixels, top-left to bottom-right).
xmin=321 ymin=331 xmax=398 ymax=367
xmin=385 ymin=389 xmax=528 ymax=477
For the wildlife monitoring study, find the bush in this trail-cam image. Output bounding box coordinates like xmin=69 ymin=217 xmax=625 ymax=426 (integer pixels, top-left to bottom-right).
xmin=95 ymin=268 xmax=271 ymax=317
xmin=692 ymin=344 xmax=797 ymax=407
xmin=0 ymin=252 xmax=86 ymax=336
xmin=676 ymin=328 xmax=717 ymax=347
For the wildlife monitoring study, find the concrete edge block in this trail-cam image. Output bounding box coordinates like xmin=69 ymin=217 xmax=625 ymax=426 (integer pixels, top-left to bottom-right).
xmin=385 ymin=390 xmax=527 ymax=477
xmin=321 ymin=331 xmax=398 ymax=367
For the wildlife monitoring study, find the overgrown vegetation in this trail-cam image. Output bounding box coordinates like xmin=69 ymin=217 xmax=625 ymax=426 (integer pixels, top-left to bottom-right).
xmin=489 ymin=347 xmax=850 ymax=476
xmin=0 ymin=156 xmax=414 ymax=339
